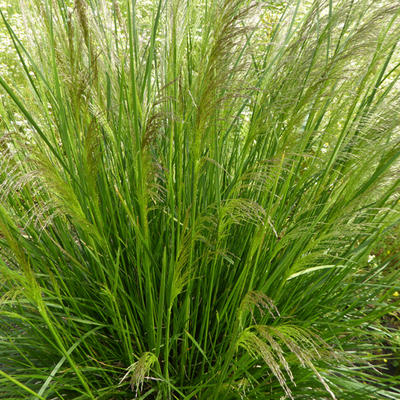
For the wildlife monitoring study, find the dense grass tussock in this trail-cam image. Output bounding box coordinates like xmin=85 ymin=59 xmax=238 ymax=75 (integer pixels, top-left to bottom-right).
xmin=0 ymin=0 xmax=400 ymax=398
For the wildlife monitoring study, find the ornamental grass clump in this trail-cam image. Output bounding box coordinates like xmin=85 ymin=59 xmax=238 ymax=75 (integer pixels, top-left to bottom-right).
xmin=0 ymin=0 xmax=400 ymax=398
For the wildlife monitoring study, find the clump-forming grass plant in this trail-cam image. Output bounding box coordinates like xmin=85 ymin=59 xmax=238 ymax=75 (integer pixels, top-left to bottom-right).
xmin=1 ymin=0 xmax=400 ymax=398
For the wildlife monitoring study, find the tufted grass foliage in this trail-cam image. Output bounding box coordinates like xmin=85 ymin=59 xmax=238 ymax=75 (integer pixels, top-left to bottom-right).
xmin=0 ymin=0 xmax=400 ymax=398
